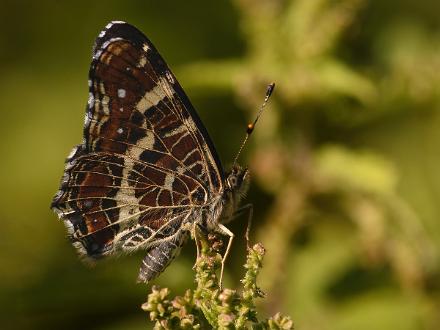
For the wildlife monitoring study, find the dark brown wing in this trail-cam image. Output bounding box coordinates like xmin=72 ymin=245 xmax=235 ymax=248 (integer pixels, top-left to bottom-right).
xmin=85 ymin=21 xmax=223 ymax=190
xmin=51 ymin=21 xmax=223 ymax=259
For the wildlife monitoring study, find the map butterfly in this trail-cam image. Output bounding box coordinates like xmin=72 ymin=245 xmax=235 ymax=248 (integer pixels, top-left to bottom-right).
xmin=51 ymin=21 xmax=272 ymax=283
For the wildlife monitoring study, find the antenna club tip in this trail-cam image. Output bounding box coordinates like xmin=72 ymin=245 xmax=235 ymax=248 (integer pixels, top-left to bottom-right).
xmin=266 ymin=82 xmax=275 ymax=99
xmin=234 ymin=83 xmax=273 ymax=164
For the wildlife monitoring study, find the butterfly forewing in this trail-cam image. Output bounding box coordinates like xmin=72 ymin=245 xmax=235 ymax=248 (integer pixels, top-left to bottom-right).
xmin=52 ymin=21 xmax=224 ymax=261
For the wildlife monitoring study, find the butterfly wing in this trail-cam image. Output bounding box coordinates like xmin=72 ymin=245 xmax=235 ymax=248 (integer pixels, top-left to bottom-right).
xmin=85 ymin=21 xmax=223 ymax=190
xmin=51 ymin=21 xmax=224 ymax=261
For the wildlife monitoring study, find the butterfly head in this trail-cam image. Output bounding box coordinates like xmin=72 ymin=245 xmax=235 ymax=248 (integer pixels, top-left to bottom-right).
xmin=217 ymin=165 xmax=250 ymax=224
xmin=226 ymin=165 xmax=250 ymax=199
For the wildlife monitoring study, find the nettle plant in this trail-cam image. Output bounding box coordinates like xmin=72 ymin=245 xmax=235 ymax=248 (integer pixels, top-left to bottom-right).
xmin=142 ymin=233 xmax=293 ymax=329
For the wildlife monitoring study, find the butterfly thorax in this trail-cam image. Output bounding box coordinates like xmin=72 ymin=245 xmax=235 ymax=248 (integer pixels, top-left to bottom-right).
xmin=203 ymin=165 xmax=249 ymax=232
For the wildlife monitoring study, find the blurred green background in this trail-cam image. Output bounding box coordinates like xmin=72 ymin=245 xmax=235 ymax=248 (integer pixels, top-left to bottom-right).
xmin=1 ymin=0 xmax=440 ymax=329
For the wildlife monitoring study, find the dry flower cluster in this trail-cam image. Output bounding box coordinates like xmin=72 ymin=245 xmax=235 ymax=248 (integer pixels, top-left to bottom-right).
xmin=142 ymin=233 xmax=294 ymax=329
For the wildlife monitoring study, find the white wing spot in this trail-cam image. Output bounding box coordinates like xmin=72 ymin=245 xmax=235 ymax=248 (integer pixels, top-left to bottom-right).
xmin=165 ymin=71 xmax=174 ymax=84
xmin=87 ymin=92 xmax=94 ymax=107
xmin=119 ymin=107 xmax=124 ymax=112
xmin=105 ymin=21 xmax=125 ymax=30
xmin=137 ymin=55 xmax=147 ymax=68
xmin=117 ymin=127 xmax=124 ymax=134
xmin=84 ymin=113 xmax=91 ymax=126
xmin=93 ymin=49 xmax=103 ymax=60
xmin=118 ymin=89 xmax=126 ymax=98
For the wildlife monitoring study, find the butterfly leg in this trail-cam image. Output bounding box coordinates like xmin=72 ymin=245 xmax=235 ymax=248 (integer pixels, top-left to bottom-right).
xmin=244 ymin=204 xmax=253 ymax=249
xmin=217 ymin=224 xmax=234 ymax=288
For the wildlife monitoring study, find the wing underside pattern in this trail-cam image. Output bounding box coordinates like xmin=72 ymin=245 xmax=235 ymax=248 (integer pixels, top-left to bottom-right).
xmin=51 ymin=21 xmax=224 ymax=268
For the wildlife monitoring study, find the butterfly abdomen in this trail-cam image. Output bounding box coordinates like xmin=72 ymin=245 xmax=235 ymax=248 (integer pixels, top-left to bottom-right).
xmin=137 ymin=233 xmax=188 ymax=283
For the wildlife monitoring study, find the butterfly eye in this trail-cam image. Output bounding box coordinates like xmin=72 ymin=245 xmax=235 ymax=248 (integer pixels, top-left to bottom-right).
xmin=228 ymin=176 xmax=237 ymax=187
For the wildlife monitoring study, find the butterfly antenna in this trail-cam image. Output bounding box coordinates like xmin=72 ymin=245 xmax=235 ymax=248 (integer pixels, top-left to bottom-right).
xmin=232 ymin=82 xmax=275 ymax=167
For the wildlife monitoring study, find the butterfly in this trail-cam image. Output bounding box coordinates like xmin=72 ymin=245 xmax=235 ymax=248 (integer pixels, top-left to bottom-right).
xmin=50 ymin=21 xmax=258 ymax=283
